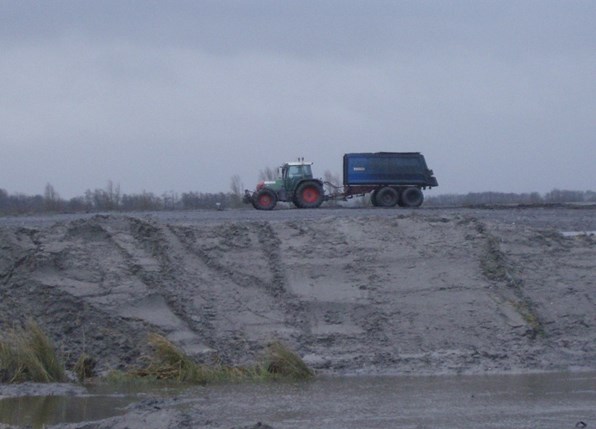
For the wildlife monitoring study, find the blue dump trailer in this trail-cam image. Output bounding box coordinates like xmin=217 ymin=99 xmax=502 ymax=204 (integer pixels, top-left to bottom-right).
xmin=244 ymin=152 xmax=438 ymax=210
xmin=342 ymin=152 xmax=438 ymax=207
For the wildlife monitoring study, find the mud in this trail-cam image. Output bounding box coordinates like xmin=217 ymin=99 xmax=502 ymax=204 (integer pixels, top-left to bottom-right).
xmin=1 ymin=206 xmax=595 ymax=427
xmin=2 ymin=372 xmax=595 ymax=429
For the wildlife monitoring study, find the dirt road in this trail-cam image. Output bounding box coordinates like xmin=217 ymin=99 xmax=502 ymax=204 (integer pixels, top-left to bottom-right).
xmin=1 ymin=206 xmax=594 ymax=376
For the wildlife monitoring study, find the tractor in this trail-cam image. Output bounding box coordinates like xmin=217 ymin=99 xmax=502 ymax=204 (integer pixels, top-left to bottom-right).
xmin=243 ymin=159 xmax=324 ymax=210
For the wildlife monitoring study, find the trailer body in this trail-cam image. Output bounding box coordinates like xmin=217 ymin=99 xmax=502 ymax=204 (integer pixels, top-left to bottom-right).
xmin=343 ymin=152 xmax=438 ymax=189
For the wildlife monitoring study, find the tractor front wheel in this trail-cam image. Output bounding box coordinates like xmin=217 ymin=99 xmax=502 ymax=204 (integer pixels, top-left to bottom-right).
xmin=295 ymin=182 xmax=324 ymax=208
xmin=252 ymin=188 xmax=277 ymax=210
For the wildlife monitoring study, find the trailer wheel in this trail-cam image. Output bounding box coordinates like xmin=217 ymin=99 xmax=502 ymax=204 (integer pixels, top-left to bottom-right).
xmin=252 ymin=188 xmax=277 ymax=210
xmin=376 ymin=187 xmax=399 ymax=207
xmin=370 ymin=190 xmax=380 ymax=207
xmin=295 ymin=182 xmax=324 ymax=208
xmin=401 ymin=187 xmax=424 ymax=207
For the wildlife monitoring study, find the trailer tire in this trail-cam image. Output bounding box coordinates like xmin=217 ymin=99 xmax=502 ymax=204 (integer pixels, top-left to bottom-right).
xmin=295 ymin=182 xmax=324 ymax=208
xmin=401 ymin=187 xmax=424 ymax=207
xmin=376 ymin=187 xmax=399 ymax=207
xmin=252 ymin=188 xmax=277 ymax=210
xmin=370 ymin=189 xmax=380 ymax=207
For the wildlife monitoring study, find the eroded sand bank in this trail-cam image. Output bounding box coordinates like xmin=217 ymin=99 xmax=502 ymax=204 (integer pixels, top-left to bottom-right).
xmin=1 ymin=207 xmax=594 ymax=428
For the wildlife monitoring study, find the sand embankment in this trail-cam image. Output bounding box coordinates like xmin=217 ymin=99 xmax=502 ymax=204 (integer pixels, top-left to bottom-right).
xmin=0 ymin=209 xmax=594 ymax=376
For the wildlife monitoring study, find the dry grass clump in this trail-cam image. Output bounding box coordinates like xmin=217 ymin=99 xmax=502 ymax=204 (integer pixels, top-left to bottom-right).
xmin=0 ymin=320 xmax=66 ymax=383
xmin=126 ymin=334 xmax=312 ymax=384
xmin=0 ymin=321 xmax=313 ymax=386
xmin=73 ymin=353 xmax=96 ymax=382
xmin=130 ymin=333 xmax=217 ymax=384
xmin=262 ymin=341 xmax=314 ymax=380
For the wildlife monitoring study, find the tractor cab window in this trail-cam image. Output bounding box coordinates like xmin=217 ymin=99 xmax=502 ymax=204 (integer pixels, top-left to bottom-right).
xmin=286 ymin=165 xmax=311 ymax=179
xmin=288 ymin=165 xmax=300 ymax=179
xmin=287 ymin=166 xmax=301 ymax=178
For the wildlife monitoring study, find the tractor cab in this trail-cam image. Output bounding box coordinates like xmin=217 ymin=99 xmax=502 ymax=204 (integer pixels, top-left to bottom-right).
xmin=281 ymin=161 xmax=314 ymax=193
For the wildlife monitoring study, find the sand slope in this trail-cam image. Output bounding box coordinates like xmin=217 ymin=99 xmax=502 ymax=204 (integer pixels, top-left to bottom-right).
xmin=0 ymin=211 xmax=594 ymax=374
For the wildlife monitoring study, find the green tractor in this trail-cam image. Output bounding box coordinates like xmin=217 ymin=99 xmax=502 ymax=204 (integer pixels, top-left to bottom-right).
xmin=243 ymin=160 xmax=325 ymax=210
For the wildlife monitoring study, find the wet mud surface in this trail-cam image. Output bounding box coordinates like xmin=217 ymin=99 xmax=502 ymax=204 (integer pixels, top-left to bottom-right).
xmin=1 ymin=206 xmax=595 ymax=428
xmin=1 ymin=372 xmax=595 ymax=429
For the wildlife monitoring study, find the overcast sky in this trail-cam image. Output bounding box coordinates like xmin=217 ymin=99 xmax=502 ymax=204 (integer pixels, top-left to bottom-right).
xmin=1 ymin=0 xmax=595 ymax=198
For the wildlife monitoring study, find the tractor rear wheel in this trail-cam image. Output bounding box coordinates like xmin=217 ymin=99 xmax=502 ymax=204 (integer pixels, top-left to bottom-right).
xmin=252 ymin=188 xmax=277 ymax=210
xmin=376 ymin=187 xmax=399 ymax=207
xmin=401 ymin=187 xmax=424 ymax=207
xmin=295 ymin=182 xmax=324 ymax=208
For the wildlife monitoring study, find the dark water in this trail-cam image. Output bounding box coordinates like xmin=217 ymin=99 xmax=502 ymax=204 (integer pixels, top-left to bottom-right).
xmin=0 ymin=394 xmax=133 ymax=428
xmin=197 ymin=371 xmax=596 ymax=429
xmin=0 ymin=383 xmax=181 ymax=429
xmin=0 ymin=372 xmax=595 ymax=428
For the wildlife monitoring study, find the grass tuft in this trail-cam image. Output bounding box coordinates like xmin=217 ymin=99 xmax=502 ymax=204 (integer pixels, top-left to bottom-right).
xmin=123 ymin=334 xmax=313 ymax=385
xmin=262 ymin=341 xmax=314 ymax=380
xmin=74 ymin=353 xmax=96 ymax=382
xmin=0 ymin=325 xmax=313 ymax=386
xmin=131 ymin=333 xmax=214 ymax=384
xmin=0 ymin=320 xmax=66 ymax=383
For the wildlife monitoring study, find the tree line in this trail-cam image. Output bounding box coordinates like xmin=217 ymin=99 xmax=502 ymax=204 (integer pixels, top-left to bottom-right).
xmin=425 ymin=189 xmax=596 ymax=207
xmin=0 ymin=180 xmax=594 ymax=216
xmin=0 ymin=179 xmax=245 ymax=216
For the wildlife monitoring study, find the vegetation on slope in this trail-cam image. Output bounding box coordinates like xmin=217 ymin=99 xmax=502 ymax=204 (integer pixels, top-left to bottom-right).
xmin=0 ymin=320 xmax=66 ymax=383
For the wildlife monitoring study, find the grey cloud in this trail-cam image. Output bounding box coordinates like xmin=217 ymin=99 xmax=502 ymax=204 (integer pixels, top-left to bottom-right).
xmin=0 ymin=1 xmax=595 ymax=197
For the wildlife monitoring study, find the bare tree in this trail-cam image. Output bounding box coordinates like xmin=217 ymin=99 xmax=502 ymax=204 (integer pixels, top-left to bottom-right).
xmin=230 ymin=174 xmax=244 ymax=208
xmin=105 ymin=180 xmax=121 ymax=210
xmin=545 ymin=189 xmax=585 ymax=203
xmin=162 ymin=191 xmax=179 ymax=210
xmin=121 ymin=192 xmax=163 ymax=211
xmin=44 ymin=183 xmax=62 ymax=212
xmin=84 ymin=181 xmax=121 ymax=211
xmin=0 ymin=188 xmax=9 ymax=213
xmin=258 ymin=167 xmax=277 ymax=181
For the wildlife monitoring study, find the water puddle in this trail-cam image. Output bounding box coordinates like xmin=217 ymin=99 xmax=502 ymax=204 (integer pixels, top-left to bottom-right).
xmin=194 ymin=371 xmax=596 ymax=428
xmin=0 ymin=394 xmax=134 ymax=428
xmin=1 ymin=372 xmax=595 ymax=428
xmin=0 ymin=383 xmax=184 ymax=429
